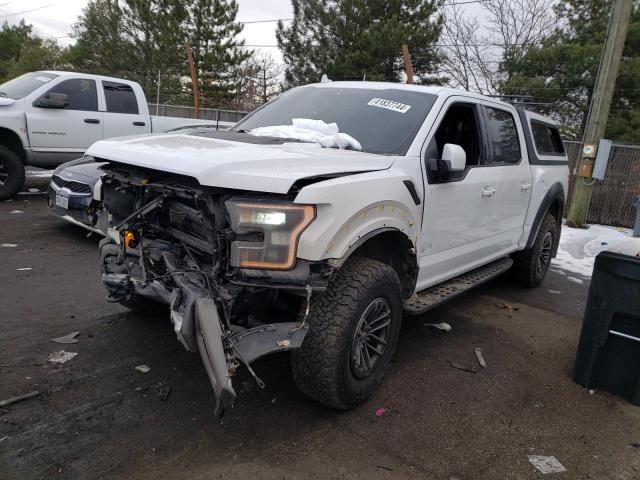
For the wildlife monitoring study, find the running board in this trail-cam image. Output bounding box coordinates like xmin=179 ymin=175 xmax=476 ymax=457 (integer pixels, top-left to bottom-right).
xmin=403 ymin=258 xmax=513 ymax=315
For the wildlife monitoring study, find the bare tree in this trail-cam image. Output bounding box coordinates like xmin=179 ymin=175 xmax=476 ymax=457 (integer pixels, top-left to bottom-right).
xmin=440 ymin=0 xmax=558 ymax=94
xmin=252 ymin=52 xmax=283 ymax=105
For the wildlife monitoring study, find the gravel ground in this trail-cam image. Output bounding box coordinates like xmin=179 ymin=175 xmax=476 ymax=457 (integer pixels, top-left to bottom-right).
xmin=1 ymin=180 xmax=639 ymax=479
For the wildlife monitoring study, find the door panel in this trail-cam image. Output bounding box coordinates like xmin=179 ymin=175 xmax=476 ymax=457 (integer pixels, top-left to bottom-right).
xmin=26 ymin=78 xmax=103 ymax=151
xmin=101 ymin=80 xmax=149 ymax=139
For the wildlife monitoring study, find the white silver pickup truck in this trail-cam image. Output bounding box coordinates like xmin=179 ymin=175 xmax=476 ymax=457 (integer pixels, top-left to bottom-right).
xmin=0 ymin=71 xmax=217 ymax=200
xmin=90 ymin=82 xmax=569 ymax=415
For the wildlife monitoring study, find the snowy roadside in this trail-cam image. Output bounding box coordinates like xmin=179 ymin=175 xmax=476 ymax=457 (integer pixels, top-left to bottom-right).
xmin=551 ymin=223 xmax=640 ymax=281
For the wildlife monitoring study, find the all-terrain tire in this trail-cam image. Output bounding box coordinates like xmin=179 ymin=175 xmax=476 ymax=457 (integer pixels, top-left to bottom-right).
xmin=512 ymin=213 xmax=558 ymax=287
xmin=291 ymin=257 xmax=402 ymax=410
xmin=0 ymin=146 xmax=25 ymax=202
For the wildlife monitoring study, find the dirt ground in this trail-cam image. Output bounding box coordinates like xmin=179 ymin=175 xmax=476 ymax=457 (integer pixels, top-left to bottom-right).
xmin=1 ymin=180 xmax=639 ymax=479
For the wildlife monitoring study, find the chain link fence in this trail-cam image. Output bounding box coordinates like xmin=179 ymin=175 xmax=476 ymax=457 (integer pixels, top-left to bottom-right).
xmin=564 ymin=140 xmax=640 ymax=228
xmin=149 ymin=104 xmax=249 ymax=124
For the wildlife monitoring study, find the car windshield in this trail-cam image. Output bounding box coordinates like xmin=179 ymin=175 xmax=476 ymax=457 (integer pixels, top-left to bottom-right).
xmin=0 ymin=72 xmax=59 ymax=100
xmin=234 ymin=86 xmax=437 ymax=155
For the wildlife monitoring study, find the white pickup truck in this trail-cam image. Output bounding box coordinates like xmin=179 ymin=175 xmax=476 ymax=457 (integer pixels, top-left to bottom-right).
xmin=0 ymin=71 xmax=218 ymax=200
xmin=91 ymin=82 xmax=569 ymax=415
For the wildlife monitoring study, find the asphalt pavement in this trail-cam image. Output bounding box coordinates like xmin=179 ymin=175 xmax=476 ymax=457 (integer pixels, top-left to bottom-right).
xmin=1 ymin=177 xmax=639 ymax=479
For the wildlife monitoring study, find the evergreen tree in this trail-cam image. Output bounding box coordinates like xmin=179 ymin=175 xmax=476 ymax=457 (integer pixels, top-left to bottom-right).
xmin=501 ymin=0 xmax=640 ymax=142
xmin=276 ymin=0 xmax=444 ymax=87
xmin=186 ymin=0 xmax=251 ymax=107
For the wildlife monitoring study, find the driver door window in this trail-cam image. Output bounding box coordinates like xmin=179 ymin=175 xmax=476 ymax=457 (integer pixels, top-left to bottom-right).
xmin=41 ymin=79 xmax=98 ymax=111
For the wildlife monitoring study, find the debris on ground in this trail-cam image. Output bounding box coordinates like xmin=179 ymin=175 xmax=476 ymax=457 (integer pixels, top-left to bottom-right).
xmin=495 ymin=301 xmax=518 ymax=312
xmin=28 ymin=188 xmax=40 ymax=193
xmin=157 ymin=382 xmax=171 ymax=401
xmin=48 ymin=351 xmax=77 ymax=364
xmin=9 ymin=210 xmax=23 ymax=214
xmin=50 ymin=331 xmax=80 ymax=344
xmin=0 ymin=391 xmax=41 ymax=407
xmin=0 ymin=436 xmax=7 ymax=443
xmin=448 ymin=361 xmax=476 ymax=374
xmin=374 ymin=464 xmax=393 ymax=471
xmin=425 ymin=322 xmax=452 ymax=333
xmin=527 ymin=455 xmax=567 ymax=474
xmin=16 ymin=267 xmax=32 ymax=271
xmin=1 ymin=244 xmax=17 ymax=248
xmin=547 ymin=289 xmax=562 ymax=295
xmin=239 ymin=381 xmax=254 ymax=394
xmin=271 ymin=397 xmax=277 ymax=404
xmin=135 ymin=364 xmax=151 ymax=373
xmin=375 ymin=407 xmax=386 ymax=417
xmin=474 ymin=348 xmax=487 ymax=368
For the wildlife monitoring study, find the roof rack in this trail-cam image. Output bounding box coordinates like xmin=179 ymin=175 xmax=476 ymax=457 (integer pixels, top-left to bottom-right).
xmin=487 ymin=94 xmax=554 ymax=108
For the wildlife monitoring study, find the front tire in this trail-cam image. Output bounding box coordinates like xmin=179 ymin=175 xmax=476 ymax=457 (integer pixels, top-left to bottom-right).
xmin=0 ymin=146 xmax=25 ymax=202
xmin=291 ymin=257 xmax=402 ymax=410
xmin=512 ymin=213 xmax=557 ymax=287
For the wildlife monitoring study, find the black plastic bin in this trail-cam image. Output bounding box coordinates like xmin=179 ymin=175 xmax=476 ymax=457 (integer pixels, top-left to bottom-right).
xmin=573 ymin=251 xmax=640 ymax=405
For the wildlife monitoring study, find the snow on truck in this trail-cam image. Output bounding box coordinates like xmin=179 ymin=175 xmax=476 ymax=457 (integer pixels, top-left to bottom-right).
xmin=0 ymin=71 xmax=220 ymax=201
xmin=89 ymin=82 xmax=569 ymax=415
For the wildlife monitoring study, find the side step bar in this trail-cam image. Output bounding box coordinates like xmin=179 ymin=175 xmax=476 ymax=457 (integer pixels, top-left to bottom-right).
xmin=403 ymin=257 xmax=514 ymax=315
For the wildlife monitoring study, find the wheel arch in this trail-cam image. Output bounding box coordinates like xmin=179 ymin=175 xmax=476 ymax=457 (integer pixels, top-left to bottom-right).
xmin=330 ymin=228 xmax=418 ymax=299
xmin=526 ymin=182 xmax=565 ymax=256
xmin=0 ymin=127 xmax=26 ymax=162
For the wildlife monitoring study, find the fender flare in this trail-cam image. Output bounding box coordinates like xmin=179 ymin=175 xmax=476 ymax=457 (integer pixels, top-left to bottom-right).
xmin=526 ymin=182 xmax=565 ymax=251
xmin=328 ymin=226 xmax=412 ymax=268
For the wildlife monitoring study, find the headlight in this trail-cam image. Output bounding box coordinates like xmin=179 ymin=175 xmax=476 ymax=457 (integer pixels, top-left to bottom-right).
xmin=225 ymin=199 xmax=315 ymax=270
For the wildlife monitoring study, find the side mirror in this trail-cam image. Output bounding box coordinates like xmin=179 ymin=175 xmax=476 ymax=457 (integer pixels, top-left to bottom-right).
xmin=34 ymin=93 xmax=69 ymax=109
xmin=442 ymin=143 xmax=466 ymax=172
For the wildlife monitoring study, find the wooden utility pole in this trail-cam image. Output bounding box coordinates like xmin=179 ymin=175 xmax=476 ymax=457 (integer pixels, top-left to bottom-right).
xmin=401 ymin=44 xmax=414 ymax=85
xmin=566 ymin=0 xmax=633 ymax=227
xmin=186 ymin=42 xmax=200 ymax=119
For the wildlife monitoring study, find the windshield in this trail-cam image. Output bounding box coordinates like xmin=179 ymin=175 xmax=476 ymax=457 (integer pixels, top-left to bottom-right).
xmin=0 ymin=72 xmax=59 ymax=100
xmin=234 ymin=86 xmax=436 ymax=155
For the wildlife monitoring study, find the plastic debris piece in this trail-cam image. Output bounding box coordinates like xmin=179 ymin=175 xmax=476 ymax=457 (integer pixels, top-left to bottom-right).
xmin=448 ymin=360 xmax=476 ymax=374
xmin=0 ymin=391 xmax=41 ymax=407
xmin=375 ymin=407 xmax=386 ymax=417
xmin=9 ymin=210 xmax=23 ymax=214
xmin=425 ymin=322 xmax=452 ymax=333
xmin=16 ymin=267 xmax=32 ymax=271
xmin=50 ymin=331 xmax=80 ymax=344
xmin=135 ymin=364 xmax=151 ymax=373
xmin=527 ymin=455 xmax=567 ymax=474
xmin=547 ymin=289 xmax=562 ymax=294
xmin=0 ymin=436 xmax=7 ymax=443
xmin=1 ymin=244 xmax=17 ymax=248
xmin=48 ymin=351 xmax=77 ymax=364
xmin=28 ymin=188 xmax=40 ymax=193
xmin=474 ymin=348 xmax=487 ymax=368
xmin=156 ymin=383 xmax=171 ymax=401
xmin=276 ymin=339 xmax=291 ymax=348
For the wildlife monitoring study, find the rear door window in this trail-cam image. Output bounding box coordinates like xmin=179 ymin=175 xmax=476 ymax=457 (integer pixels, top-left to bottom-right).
xmin=102 ymin=81 xmax=139 ymax=114
xmin=531 ymin=120 xmax=565 ymax=155
xmin=484 ymin=107 xmax=521 ymax=165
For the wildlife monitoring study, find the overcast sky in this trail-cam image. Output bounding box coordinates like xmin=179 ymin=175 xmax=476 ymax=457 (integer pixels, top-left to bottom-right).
xmin=0 ymin=0 xmax=487 ymax=58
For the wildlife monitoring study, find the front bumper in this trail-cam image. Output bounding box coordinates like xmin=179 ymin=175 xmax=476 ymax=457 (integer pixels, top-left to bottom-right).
xmin=47 ymin=177 xmax=102 ymax=233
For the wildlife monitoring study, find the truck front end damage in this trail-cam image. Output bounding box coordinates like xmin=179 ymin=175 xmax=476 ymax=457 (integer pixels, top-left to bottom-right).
xmin=98 ymin=162 xmax=330 ymax=416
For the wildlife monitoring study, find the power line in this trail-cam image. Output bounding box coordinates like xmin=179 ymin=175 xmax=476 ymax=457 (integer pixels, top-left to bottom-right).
xmin=0 ymin=3 xmax=55 ymax=19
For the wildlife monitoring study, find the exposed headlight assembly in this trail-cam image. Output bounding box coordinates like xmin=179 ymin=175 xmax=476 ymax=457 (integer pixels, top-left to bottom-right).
xmin=225 ymin=199 xmax=316 ymax=270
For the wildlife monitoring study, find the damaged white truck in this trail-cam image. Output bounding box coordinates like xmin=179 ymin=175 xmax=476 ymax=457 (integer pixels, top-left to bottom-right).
xmin=89 ymin=82 xmax=569 ymax=415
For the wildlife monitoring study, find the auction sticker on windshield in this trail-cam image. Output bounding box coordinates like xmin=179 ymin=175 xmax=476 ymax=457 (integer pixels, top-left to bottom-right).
xmin=367 ymin=98 xmax=412 ymax=113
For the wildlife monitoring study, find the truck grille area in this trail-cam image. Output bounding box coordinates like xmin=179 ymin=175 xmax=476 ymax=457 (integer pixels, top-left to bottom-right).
xmin=52 ymin=175 xmax=92 ymax=194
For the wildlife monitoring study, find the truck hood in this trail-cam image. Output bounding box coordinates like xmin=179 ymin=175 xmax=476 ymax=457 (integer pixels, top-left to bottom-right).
xmin=86 ymin=133 xmax=394 ymax=194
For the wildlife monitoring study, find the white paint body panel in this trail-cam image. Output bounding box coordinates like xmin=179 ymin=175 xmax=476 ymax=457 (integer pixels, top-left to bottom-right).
xmin=86 ymin=134 xmax=394 ymax=194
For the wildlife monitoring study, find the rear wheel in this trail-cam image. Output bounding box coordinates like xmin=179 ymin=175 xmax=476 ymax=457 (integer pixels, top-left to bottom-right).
xmin=291 ymin=257 xmax=402 ymax=410
xmin=512 ymin=213 xmax=557 ymax=287
xmin=0 ymin=146 xmax=25 ymax=202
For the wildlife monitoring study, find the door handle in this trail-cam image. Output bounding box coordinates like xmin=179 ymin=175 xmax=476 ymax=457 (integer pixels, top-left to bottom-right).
xmin=521 ymin=182 xmax=532 ymax=192
xmin=133 ymin=121 xmax=146 ymax=126
xmin=84 ymin=118 xmax=100 ymax=124
xmin=481 ymin=187 xmax=496 ymax=198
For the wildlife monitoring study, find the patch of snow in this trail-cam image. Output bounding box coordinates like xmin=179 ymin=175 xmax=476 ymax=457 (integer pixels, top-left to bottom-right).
xmin=249 ymin=118 xmax=362 ymax=151
xmin=547 ymin=289 xmax=561 ymax=294
xmin=552 ymin=224 xmax=640 ymax=278
xmin=9 ymin=210 xmax=23 ymax=214
xmin=16 ymin=267 xmax=32 ymax=271
xmin=1 ymin=243 xmax=17 ymax=248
